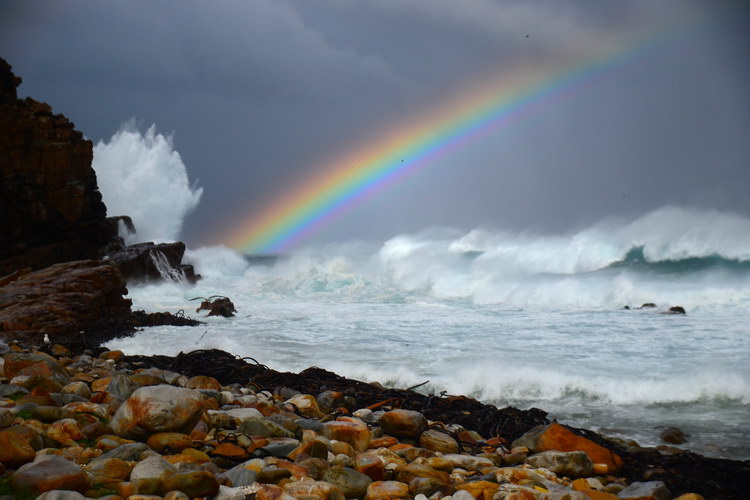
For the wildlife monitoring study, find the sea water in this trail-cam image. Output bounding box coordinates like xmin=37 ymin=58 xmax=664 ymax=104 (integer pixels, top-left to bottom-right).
xmin=106 ymin=214 xmax=750 ymax=461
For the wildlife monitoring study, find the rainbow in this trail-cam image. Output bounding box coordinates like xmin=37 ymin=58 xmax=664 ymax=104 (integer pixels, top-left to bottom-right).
xmin=224 ymin=14 xmax=714 ymax=254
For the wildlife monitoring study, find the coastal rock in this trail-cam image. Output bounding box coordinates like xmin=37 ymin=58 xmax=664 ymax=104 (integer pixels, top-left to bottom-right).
xmin=659 ymin=427 xmax=688 ymax=445
xmin=284 ymin=479 xmax=346 ymax=500
xmin=106 ymin=241 xmax=199 ymax=284
xmin=378 ymin=409 xmax=427 ymax=439
xmin=11 ymin=455 xmax=90 ymax=495
xmin=512 ymin=423 xmax=623 ymax=474
xmin=196 ymin=296 xmax=237 ymax=317
xmin=130 ymin=455 xmax=176 ymax=495
xmin=146 ymin=432 xmax=194 ymax=453
xmin=323 ymin=418 xmax=371 ymax=452
xmin=525 ymin=450 xmax=593 ymax=478
xmin=3 ymin=351 xmax=71 ymax=385
xmin=616 ymin=481 xmax=671 ymax=500
xmin=365 ymin=480 xmax=411 ymax=500
xmin=109 ymin=385 xmax=205 ymax=439
xmin=0 ymin=59 xmax=115 ymax=277
xmin=36 ymin=491 xmax=88 ymax=500
xmin=322 ymin=465 xmax=373 ymax=499
xmin=0 ymin=260 xmax=132 ymax=348
xmin=161 ymin=470 xmax=220 ymax=498
xmin=419 ymin=428 xmax=460 ymax=454
xmin=0 ymin=429 xmax=36 ymax=467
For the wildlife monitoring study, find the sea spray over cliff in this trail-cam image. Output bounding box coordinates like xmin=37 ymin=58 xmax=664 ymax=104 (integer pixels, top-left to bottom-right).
xmin=93 ymin=122 xmax=203 ymax=243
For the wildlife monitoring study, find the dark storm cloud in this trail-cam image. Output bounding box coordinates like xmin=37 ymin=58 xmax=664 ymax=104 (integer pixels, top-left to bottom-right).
xmin=1 ymin=0 xmax=748 ymax=246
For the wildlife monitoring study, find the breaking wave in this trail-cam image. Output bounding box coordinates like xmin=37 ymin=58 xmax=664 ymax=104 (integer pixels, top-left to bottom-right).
xmin=92 ymin=122 xmax=203 ymax=244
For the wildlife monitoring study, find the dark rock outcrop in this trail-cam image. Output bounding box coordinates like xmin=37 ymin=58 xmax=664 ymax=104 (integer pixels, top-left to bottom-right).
xmin=0 ymin=59 xmax=119 ymax=276
xmin=195 ymin=296 xmax=236 ymax=317
xmin=0 ymin=260 xmax=132 ymax=347
xmin=0 ymin=58 xmax=197 ymax=285
xmin=106 ymin=241 xmax=199 ymax=284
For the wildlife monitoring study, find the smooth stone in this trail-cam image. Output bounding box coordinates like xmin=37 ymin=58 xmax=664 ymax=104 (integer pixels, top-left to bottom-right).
xmin=378 ymin=409 xmax=427 ymax=439
xmin=512 ymin=423 xmax=623 ymax=474
xmin=213 ymin=442 xmax=249 ymax=460
xmin=109 ymin=385 xmax=205 ymax=440
xmin=0 ymin=384 xmax=29 ymax=397
xmin=441 ymin=454 xmax=494 ymax=472
xmin=262 ymin=438 xmax=301 ymax=457
xmin=224 ymin=407 xmax=263 ymax=421
xmin=162 ymin=470 xmax=220 ymax=498
xmin=285 ymin=394 xmax=325 ymax=418
xmin=225 ymin=463 xmax=258 ymax=487
xmin=284 ymin=479 xmax=346 ymax=500
xmin=146 ymin=432 xmax=194 ymax=453
xmin=659 ymin=427 xmax=688 ymax=444
xmin=185 ymin=375 xmax=222 ymax=390
xmin=296 ymin=418 xmax=325 ymax=433
xmin=354 ymin=452 xmax=386 ymax=481
xmin=61 ymin=381 xmax=92 ymax=399
xmin=452 ymin=490 xmax=476 ymax=500
xmin=408 ymin=477 xmax=454 ymax=497
xmin=11 ymin=455 xmax=90 ymax=495
xmin=0 ymin=429 xmax=36 ymax=467
xmin=617 ymin=481 xmax=672 ymax=500
xmin=238 ymin=416 xmax=295 ymax=438
xmin=164 ymin=490 xmax=191 ymax=500
xmin=525 ymin=450 xmax=593 ymax=478
xmin=84 ymin=457 xmax=133 ymax=489
xmin=105 ymin=372 xmax=138 ymax=399
xmin=257 ymin=466 xmax=292 ymax=484
xmin=456 ymin=480 xmax=500 ymax=499
xmin=0 ymin=408 xmax=14 ymax=428
xmin=130 ymin=455 xmax=177 ymax=495
xmin=323 ymin=419 xmax=371 ymax=452
xmin=365 ymin=480 xmax=411 ymax=500
xmin=397 ymin=463 xmax=451 ymax=485
xmin=99 ymin=442 xmax=151 ymax=461
xmin=419 ymin=428 xmax=460 ymax=454
xmin=3 ymin=352 xmax=71 ymax=386
xmin=36 ymin=491 xmax=87 ymax=500
xmin=46 ymin=418 xmax=84 ymax=447
xmin=323 ymin=465 xmax=373 ymax=499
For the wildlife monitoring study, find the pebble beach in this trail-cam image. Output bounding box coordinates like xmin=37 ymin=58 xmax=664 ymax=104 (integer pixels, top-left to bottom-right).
xmin=1 ymin=341 xmax=744 ymax=500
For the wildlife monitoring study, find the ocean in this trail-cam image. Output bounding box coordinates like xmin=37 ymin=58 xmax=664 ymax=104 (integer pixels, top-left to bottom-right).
xmin=105 ymin=209 xmax=750 ymax=462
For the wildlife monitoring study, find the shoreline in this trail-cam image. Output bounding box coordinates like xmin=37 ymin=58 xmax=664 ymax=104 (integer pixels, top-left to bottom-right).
xmin=1 ymin=340 xmax=747 ymax=499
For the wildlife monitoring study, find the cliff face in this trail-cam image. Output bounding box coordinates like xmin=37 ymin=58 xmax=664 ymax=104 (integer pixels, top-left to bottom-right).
xmin=0 ymin=58 xmax=116 ymax=275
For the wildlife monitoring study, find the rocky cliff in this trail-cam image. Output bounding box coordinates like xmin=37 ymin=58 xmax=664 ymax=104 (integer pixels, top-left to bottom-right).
xmin=0 ymin=58 xmax=118 ymax=276
xmin=0 ymin=58 xmax=200 ymax=349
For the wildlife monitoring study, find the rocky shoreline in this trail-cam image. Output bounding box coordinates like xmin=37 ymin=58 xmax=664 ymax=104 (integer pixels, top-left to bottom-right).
xmin=0 ymin=342 xmax=747 ymax=500
xmin=1 ymin=56 xmax=748 ymax=499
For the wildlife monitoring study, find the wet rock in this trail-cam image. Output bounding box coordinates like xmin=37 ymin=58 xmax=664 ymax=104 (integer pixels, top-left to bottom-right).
xmin=378 ymin=409 xmax=427 ymax=439
xmin=146 ymin=432 xmax=194 ymax=453
xmin=456 ymin=480 xmax=500 ymax=499
xmin=46 ymin=418 xmax=84 ymax=447
xmin=130 ymin=455 xmax=176 ymax=495
xmin=107 ymin=241 xmax=199 ymax=284
xmin=419 ymin=428 xmax=460 ymax=454
xmin=257 ymin=466 xmax=292 ymax=483
xmin=239 ymin=416 xmax=296 ymax=438
xmin=525 ymin=450 xmax=593 ymax=478
xmin=0 ymin=408 xmax=14 ymax=428
xmin=224 ymin=461 xmax=258 ymax=487
xmin=665 ymin=306 xmax=686 ymax=315
xmin=512 ymin=422 xmax=623 ymax=474
xmin=323 ymin=418 xmax=371 ymax=452
xmin=286 ymin=393 xmax=325 ymax=419
xmin=109 ymin=384 xmax=204 ymax=439
xmin=196 ymin=296 xmax=236 ymax=317
xmin=284 ymin=479 xmax=346 ymax=500
xmin=617 ymin=481 xmax=671 ymax=500
xmin=354 ymin=451 xmax=386 ymax=481
xmin=11 ymin=455 xmax=90 ymax=495
xmin=3 ymin=352 xmax=71 ymax=386
xmin=36 ymin=491 xmax=88 ymax=500
xmin=408 ymin=477 xmax=454 ymax=497
xmin=659 ymin=426 xmax=688 ymax=444
xmin=99 ymin=442 xmax=151 ymax=461
xmin=185 ymin=374 xmax=222 ymax=390
xmin=365 ymin=480 xmax=411 ymax=500
xmin=61 ymin=381 xmax=92 ymax=400
xmin=0 ymin=429 xmax=36 ymax=467
xmin=162 ymin=470 xmax=220 ymax=498
xmin=323 ymin=465 xmax=373 ymax=499
xmin=397 ymin=463 xmax=451 ymax=485
xmin=84 ymin=457 xmax=133 ymax=490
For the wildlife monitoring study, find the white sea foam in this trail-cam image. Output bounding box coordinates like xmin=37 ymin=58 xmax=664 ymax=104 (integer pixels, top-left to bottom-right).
xmin=92 ymin=122 xmax=203 ymax=243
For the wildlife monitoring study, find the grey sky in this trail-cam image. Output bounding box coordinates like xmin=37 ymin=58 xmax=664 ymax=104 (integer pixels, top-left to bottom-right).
xmin=1 ymin=0 xmax=749 ymax=248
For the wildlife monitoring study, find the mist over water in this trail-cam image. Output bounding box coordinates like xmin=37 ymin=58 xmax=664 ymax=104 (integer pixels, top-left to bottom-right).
xmin=94 ymin=123 xmax=750 ymax=460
